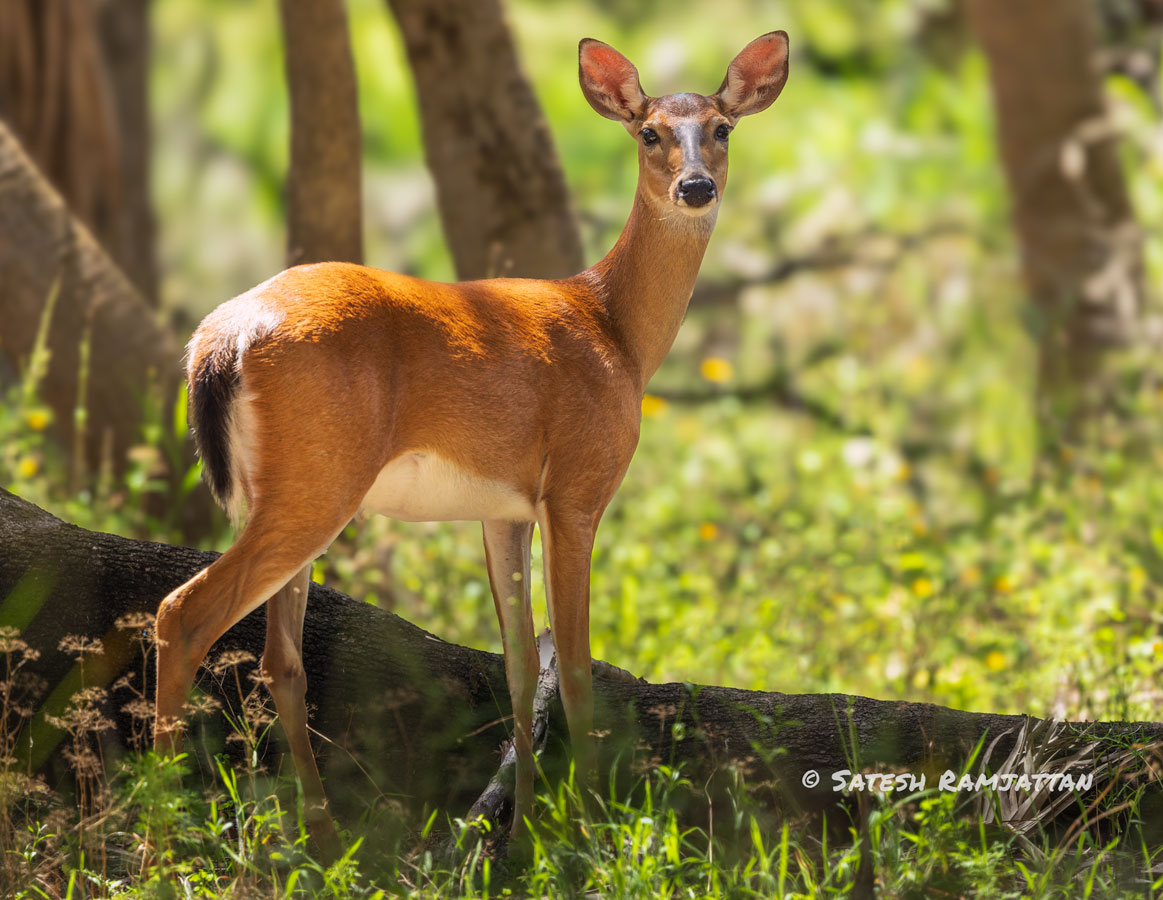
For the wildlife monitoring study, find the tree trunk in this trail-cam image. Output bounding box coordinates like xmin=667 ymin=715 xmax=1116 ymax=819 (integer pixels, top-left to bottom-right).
xmin=0 ymin=0 xmax=130 ymax=282
xmin=3 ymin=488 xmax=1160 ymax=835
xmin=277 ymin=0 xmax=363 ymax=267
xmin=966 ymin=0 xmax=1145 ymax=440
xmin=97 ymin=0 xmax=158 ymax=304
xmin=0 ymin=120 xmax=177 ymax=475
xmin=385 ymin=0 xmax=584 ymax=280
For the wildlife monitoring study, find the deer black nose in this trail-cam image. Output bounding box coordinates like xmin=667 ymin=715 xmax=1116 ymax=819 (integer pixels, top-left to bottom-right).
xmin=677 ymin=177 xmax=716 ymax=208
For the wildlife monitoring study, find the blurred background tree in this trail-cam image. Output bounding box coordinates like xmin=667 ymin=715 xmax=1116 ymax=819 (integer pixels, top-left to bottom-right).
xmin=0 ymin=0 xmax=169 ymax=495
xmin=386 ymin=0 xmax=583 ymax=279
xmin=278 ymin=0 xmax=363 ymax=266
xmin=968 ymin=0 xmax=1145 ymax=446
xmin=98 ymin=0 xmax=158 ymax=303
xmin=0 ymin=0 xmax=156 ymax=300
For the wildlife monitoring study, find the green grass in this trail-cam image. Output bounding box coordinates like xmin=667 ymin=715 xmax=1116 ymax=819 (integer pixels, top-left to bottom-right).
xmin=2 ymin=734 xmax=1162 ymax=897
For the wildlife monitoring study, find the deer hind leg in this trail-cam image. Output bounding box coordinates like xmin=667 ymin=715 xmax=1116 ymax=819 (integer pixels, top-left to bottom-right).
xmin=482 ymin=520 xmax=537 ymax=836
xmin=262 ymin=563 xmax=342 ymax=862
xmin=154 ymin=507 xmax=349 ymax=754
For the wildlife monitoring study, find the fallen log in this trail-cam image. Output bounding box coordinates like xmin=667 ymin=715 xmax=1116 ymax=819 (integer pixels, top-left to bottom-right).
xmin=2 ymin=487 xmax=1161 ymax=839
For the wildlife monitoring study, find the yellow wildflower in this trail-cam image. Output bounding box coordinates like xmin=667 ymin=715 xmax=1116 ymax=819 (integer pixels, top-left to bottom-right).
xmin=699 ymin=357 xmax=734 ymax=384
xmin=911 ymin=577 xmax=934 ymax=598
xmin=641 ymin=394 xmax=668 ymax=418
xmin=993 ymin=574 xmax=1015 ymax=594
xmin=24 ymin=408 xmax=50 ymax=431
xmin=959 ymin=566 xmax=982 ymax=587
xmin=906 ymin=356 xmax=930 ymax=381
xmin=698 ymin=522 xmax=718 ymax=541
xmin=985 ymin=650 xmax=1006 ymax=671
xmin=17 ymin=457 xmax=38 ymax=479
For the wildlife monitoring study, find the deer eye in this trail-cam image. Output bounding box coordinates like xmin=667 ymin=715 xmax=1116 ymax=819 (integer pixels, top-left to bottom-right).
xmin=640 ymin=128 xmax=660 ymax=146
xmin=715 ymin=124 xmax=731 ymax=142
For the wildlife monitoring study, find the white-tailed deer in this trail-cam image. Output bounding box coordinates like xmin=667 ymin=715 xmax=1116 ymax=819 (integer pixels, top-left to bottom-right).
xmin=155 ymin=32 xmax=789 ymax=858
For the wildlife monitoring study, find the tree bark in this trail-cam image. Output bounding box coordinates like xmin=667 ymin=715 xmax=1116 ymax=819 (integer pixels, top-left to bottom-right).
xmin=0 ymin=120 xmax=178 ymax=475
xmin=3 ymin=488 xmax=1161 ymax=834
xmin=277 ymin=0 xmax=363 ymax=267
xmin=0 ymin=0 xmax=131 ymax=283
xmin=385 ymin=0 xmax=584 ymax=280
xmin=97 ymin=0 xmax=159 ymax=304
xmin=966 ymin=0 xmax=1145 ymax=439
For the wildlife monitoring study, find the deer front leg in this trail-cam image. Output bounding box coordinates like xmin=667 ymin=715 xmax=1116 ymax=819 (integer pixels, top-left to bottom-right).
xmin=482 ymin=520 xmax=537 ymax=836
xmin=536 ymin=506 xmax=597 ymax=786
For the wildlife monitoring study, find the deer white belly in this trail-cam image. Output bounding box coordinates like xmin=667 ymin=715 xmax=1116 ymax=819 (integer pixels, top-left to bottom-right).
xmin=360 ymin=452 xmax=536 ymax=523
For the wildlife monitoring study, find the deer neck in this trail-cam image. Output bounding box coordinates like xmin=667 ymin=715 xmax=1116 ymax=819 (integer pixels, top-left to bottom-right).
xmin=586 ymin=188 xmax=716 ymax=389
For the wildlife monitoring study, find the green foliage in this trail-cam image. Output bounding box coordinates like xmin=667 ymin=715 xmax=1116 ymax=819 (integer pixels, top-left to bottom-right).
xmin=0 ymin=288 xmax=201 ymax=545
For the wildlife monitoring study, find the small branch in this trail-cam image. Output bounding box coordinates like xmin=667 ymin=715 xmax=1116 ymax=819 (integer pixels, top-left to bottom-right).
xmin=688 ymin=222 xmax=971 ymax=311
xmin=463 ymin=655 xmax=559 ymax=840
xmin=459 ymin=651 xmax=647 ymax=846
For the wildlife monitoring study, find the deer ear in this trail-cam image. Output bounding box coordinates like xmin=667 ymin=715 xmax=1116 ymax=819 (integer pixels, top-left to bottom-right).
xmin=579 ymin=38 xmax=648 ymax=123
xmin=714 ymin=31 xmax=789 ymax=119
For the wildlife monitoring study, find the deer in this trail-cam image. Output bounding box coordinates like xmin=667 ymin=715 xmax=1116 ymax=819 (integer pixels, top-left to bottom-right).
xmin=154 ymin=31 xmax=789 ymax=860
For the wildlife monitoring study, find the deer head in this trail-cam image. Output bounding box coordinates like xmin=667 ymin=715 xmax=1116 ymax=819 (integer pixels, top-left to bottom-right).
xmin=579 ymin=32 xmax=789 ymax=217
